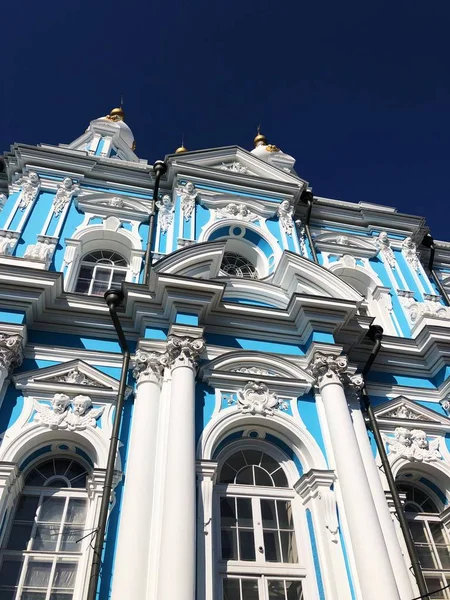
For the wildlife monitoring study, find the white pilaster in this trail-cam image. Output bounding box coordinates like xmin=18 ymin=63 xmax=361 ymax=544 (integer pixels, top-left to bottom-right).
xmin=157 ymin=333 xmax=205 ymax=600
xmin=196 ymin=460 xmax=218 ymax=600
xmin=0 ymin=332 xmax=23 ymax=403
xmin=310 ymin=353 xmax=400 ymax=600
xmin=111 ymin=349 xmax=166 ymax=600
xmin=348 ymin=384 xmax=414 ymax=599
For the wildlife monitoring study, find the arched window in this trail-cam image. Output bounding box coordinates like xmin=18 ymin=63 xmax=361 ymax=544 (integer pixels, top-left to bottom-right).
xmin=219 ymin=252 xmax=258 ymax=280
xmin=217 ymin=448 xmax=303 ymax=600
xmin=397 ymin=481 xmax=450 ymax=597
xmin=74 ymin=250 xmax=128 ymax=296
xmin=0 ymin=457 xmax=90 ymax=599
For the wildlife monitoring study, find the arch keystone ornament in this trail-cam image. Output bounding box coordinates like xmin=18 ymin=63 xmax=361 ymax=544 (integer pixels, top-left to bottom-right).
xmin=236 ymin=380 xmax=279 ymax=415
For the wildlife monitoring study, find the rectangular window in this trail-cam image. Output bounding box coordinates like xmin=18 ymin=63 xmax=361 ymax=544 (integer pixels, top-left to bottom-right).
xmin=222 ymin=577 xmax=303 ymax=600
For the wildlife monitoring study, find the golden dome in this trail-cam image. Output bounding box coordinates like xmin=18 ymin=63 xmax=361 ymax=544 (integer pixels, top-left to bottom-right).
xmin=175 ymin=145 xmax=188 ymax=154
xmin=106 ymin=107 xmax=125 ymax=122
xmin=254 ymin=132 xmax=267 ymax=147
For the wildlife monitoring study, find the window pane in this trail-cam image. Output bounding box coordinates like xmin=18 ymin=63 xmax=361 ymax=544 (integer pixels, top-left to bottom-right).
xmin=15 ymin=495 xmax=40 ymax=521
xmin=7 ymin=522 xmax=33 ymax=550
xmin=39 ymin=497 xmax=65 ymax=523
xmin=416 ymin=545 xmax=436 ymax=569
xmin=264 ymin=530 xmax=282 ymax=562
xmin=437 ymin=546 xmax=450 ymax=569
xmin=21 ymin=594 xmax=47 ymax=600
xmin=429 ymin=522 xmax=447 ymax=545
xmin=243 ymin=450 xmax=262 ymax=467
xmin=0 ymin=591 xmax=16 ymax=600
xmin=425 ymin=576 xmax=447 ymax=599
xmin=33 ymin=524 xmax=59 ymax=551
xmin=286 ymin=580 xmax=303 ymax=600
xmin=409 ymin=521 xmax=427 ymax=543
xmin=277 ymin=501 xmax=294 ymax=530
xmin=261 ymin=499 xmax=277 ymax=529
xmin=280 ymin=531 xmax=298 ymax=563
xmin=221 ymin=529 xmax=238 ymax=560
xmin=268 ymin=580 xmax=285 ymax=600
xmin=272 ymin=468 xmax=288 ymax=488
xmin=111 ymin=271 xmax=126 ymax=286
xmin=60 ymin=526 xmax=84 ymax=552
xmin=237 ymin=498 xmax=253 ymax=528
xmin=221 ymin=497 xmax=236 ymax=527
xmin=223 ymin=578 xmax=240 ymax=600
xmin=220 ymin=463 xmax=236 ymax=484
xmin=241 ymin=579 xmax=258 ymax=600
xmin=226 ymin=452 xmax=246 ymax=472
xmin=239 ymin=530 xmax=255 ymax=561
xmin=50 ymin=594 xmax=73 ymax=600
xmin=25 ymin=470 xmax=47 ymax=487
xmin=24 ymin=561 xmax=52 ymax=587
xmin=236 ymin=466 xmax=254 ymax=486
xmin=74 ymin=267 xmax=93 ymax=294
xmin=66 ymin=499 xmax=87 ymax=525
xmin=52 ymin=563 xmax=77 ymax=588
xmin=0 ymin=557 xmax=23 ymax=586
xmin=254 ymin=467 xmax=273 ymax=487
xmin=260 ymin=453 xmax=280 ymax=474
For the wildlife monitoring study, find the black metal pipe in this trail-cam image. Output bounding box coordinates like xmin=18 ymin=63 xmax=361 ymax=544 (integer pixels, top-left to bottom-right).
xmin=143 ymin=160 xmax=167 ymax=286
xmin=86 ymin=289 xmax=130 ymax=600
xmin=359 ymin=324 xmax=429 ymax=599
xmin=422 ymin=234 xmax=450 ymax=306
xmin=300 ymin=190 xmax=318 ymax=264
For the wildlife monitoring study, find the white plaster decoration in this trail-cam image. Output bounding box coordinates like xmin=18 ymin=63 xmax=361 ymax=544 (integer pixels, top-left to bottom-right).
xmin=156 ymin=194 xmax=175 ymax=233
xmin=376 ymin=231 xmax=396 ymax=268
xmin=0 ymin=333 xmax=23 ymax=374
xmin=23 ymin=236 xmax=57 ymax=268
xmin=17 ymin=171 xmax=40 ymax=210
xmin=166 ymin=335 xmax=205 ymax=370
xmin=179 ymin=181 xmax=198 ymax=221
xmin=309 ymin=353 xmax=348 ymax=387
xmin=132 ymin=348 xmax=167 ymax=384
xmin=0 ymin=230 xmax=19 ymax=256
xmin=177 ymin=238 xmax=196 ymax=248
xmin=236 ymin=380 xmax=279 ymax=415
xmin=402 ymin=236 xmax=420 ymax=271
xmin=52 ymin=177 xmax=79 ymax=216
xmin=336 ymin=235 xmax=350 ymax=245
xmin=196 ymin=460 xmax=219 ymax=600
xmin=108 ymin=196 xmax=124 ymax=208
xmin=399 ymin=291 xmax=450 ymax=324
xmin=277 ymin=199 xmax=294 ymax=235
xmin=440 ymin=398 xmax=450 ymax=415
xmin=56 ymin=368 xmax=101 ymax=386
xmin=216 ymin=202 xmax=258 ymax=222
xmin=33 ymin=394 xmax=103 ymax=431
xmin=0 ymin=194 xmax=6 ymax=212
xmin=219 ymin=161 xmax=249 ymax=174
xmin=385 ymin=427 xmax=441 ymax=462
xmin=384 ymin=404 xmax=427 ymax=420
xmin=230 ymin=366 xmax=274 ymax=376
xmin=295 ymin=220 xmax=308 ymax=257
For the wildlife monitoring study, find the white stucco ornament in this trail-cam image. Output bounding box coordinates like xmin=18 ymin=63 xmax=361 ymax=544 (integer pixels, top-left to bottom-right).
xmin=220 ymin=161 xmax=248 ymax=174
xmin=18 ymin=172 xmax=40 ymax=210
xmin=401 ymin=236 xmax=420 ymax=271
xmin=384 ymin=404 xmax=427 ymax=420
xmin=237 ymin=381 xmax=279 ymax=415
xmin=179 ymin=181 xmax=198 ymax=221
xmin=385 ymin=427 xmax=441 ymax=462
xmin=216 ymin=202 xmax=258 ymax=222
xmin=0 ymin=231 xmax=17 ymax=256
xmin=24 ymin=238 xmax=56 ymax=268
xmin=376 ymin=231 xmax=396 ymax=268
xmin=52 ymin=177 xmax=79 ymax=216
xmin=33 ymin=394 xmax=103 ymax=431
xmin=133 ymin=348 xmax=168 ymax=383
xmin=0 ymin=194 xmax=6 ymax=213
xmin=0 ymin=333 xmax=23 ymax=372
xmin=400 ymin=292 xmax=450 ymax=324
xmin=309 ymin=353 xmax=349 ymax=388
xmin=166 ymin=335 xmax=205 ymax=369
xmin=277 ymin=200 xmax=294 ymax=235
xmin=156 ymin=194 xmax=175 ymax=233
xmin=56 ymin=368 xmax=101 ymax=386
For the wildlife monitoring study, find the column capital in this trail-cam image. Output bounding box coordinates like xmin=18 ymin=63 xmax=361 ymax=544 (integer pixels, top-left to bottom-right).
xmin=308 ymin=352 xmax=349 ymax=389
xmin=295 ymin=469 xmax=339 ymax=542
xmin=166 ymin=334 xmax=205 ymax=370
xmin=0 ymin=333 xmax=23 ymax=374
xmin=133 ymin=348 xmax=168 ymax=385
xmin=196 ymin=459 xmax=219 ymax=483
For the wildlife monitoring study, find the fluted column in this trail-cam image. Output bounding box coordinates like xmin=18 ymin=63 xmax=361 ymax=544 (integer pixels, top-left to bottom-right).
xmin=158 ymin=334 xmax=205 ymax=600
xmin=0 ymin=333 xmax=23 ymax=392
xmin=347 ymin=379 xmax=414 ymax=599
xmin=310 ymin=353 xmax=400 ymax=600
xmin=111 ymin=349 xmax=166 ymax=600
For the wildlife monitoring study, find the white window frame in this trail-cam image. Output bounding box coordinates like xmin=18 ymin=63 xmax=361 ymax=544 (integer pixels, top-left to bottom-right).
xmin=74 ymin=251 xmax=129 ymax=296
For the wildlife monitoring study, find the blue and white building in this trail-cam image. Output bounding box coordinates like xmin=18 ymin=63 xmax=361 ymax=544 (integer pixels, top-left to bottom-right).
xmin=0 ymin=107 xmax=450 ymax=600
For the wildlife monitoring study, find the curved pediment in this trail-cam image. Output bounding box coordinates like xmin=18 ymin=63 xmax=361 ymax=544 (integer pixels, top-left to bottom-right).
xmin=314 ymin=233 xmax=378 ymax=258
xmin=152 ymin=240 xmax=226 ymax=279
xmin=77 ymin=192 xmax=152 ymax=220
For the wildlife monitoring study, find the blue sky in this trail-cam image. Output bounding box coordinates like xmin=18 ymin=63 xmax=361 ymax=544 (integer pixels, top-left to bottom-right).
xmin=2 ymin=0 xmax=449 ymax=239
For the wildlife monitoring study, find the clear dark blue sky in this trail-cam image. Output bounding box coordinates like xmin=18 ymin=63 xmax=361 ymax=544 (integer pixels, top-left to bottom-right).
xmin=2 ymin=1 xmax=449 ymax=238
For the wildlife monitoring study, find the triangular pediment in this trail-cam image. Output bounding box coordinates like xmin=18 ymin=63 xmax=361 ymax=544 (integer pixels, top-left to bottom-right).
xmin=169 ymin=146 xmax=307 ymax=190
xmin=13 ymin=360 xmax=126 ymax=399
xmin=375 ymin=396 xmax=449 ymax=426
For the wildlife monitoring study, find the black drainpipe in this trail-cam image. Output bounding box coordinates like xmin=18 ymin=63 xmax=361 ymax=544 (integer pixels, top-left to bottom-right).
xmin=143 ymin=160 xmax=167 ymax=286
xmin=422 ymin=234 xmax=450 ymax=306
xmin=86 ymin=289 xmax=130 ymax=600
xmin=300 ymin=190 xmax=318 ymax=264
xmin=359 ymin=325 xmax=429 ymax=599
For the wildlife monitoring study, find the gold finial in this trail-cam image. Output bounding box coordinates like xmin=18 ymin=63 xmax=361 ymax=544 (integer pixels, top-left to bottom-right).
xmin=253 ymin=124 xmax=267 ymax=147
xmin=175 ymin=134 xmax=188 ymax=153
xmin=106 ymin=106 xmax=125 ymax=122
xmin=132 ymin=140 xmax=136 ymax=152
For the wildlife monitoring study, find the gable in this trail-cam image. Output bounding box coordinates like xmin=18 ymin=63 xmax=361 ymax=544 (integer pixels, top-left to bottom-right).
xmin=375 ymin=396 xmax=449 ymax=427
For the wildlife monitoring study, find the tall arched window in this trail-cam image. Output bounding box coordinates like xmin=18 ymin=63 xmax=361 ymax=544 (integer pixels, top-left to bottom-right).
xmin=0 ymin=457 xmax=90 ymax=599
xmin=397 ymin=481 xmax=450 ymax=598
xmin=217 ymin=448 xmax=304 ymax=600
xmin=74 ymin=250 xmax=128 ymax=296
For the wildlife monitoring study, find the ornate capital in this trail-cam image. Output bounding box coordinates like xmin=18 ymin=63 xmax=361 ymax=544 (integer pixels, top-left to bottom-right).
xmin=133 ymin=349 xmax=168 ymax=384
xmin=0 ymin=333 xmax=23 ymax=374
xmin=309 ymin=353 xmax=348 ymax=389
xmin=166 ymin=335 xmax=205 ymax=370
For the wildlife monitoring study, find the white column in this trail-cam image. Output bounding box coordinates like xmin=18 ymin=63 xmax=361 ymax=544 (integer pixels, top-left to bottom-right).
xmin=111 ymin=349 xmax=166 ymax=600
xmin=348 ymin=387 xmax=414 ymax=599
xmin=157 ymin=334 xmax=205 ymax=600
xmin=196 ymin=460 xmax=218 ymax=600
xmin=310 ymin=353 xmax=400 ymax=600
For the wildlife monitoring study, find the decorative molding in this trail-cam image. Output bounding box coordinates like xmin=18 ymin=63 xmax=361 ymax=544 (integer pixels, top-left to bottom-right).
xmin=178 ymin=181 xmax=198 ymax=221
xmin=156 ymin=194 xmax=175 ymax=233
xmin=295 ymin=469 xmax=339 ymax=543
xmin=0 ymin=230 xmax=20 ymax=256
xmin=384 ymin=427 xmax=441 ymax=462
xmin=0 ymin=194 xmax=6 ymax=213
xmin=219 ymin=161 xmax=249 ymax=174
xmin=166 ymin=335 xmax=205 ymax=370
xmin=277 ymin=200 xmax=294 ymax=235
xmin=384 ymin=404 xmax=427 ymax=421
xmin=236 ymin=381 xmax=279 ymax=416
xmin=33 ymin=394 xmax=104 ymax=431
xmin=440 ymin=398 xmax=450 ymax=415
xmin=401 ymin=236 xmax=420 ymax=271
xmin=375 ymin=231 xmax=396 ymax=268
xmin=216 ymin=202 xmax=258 ymax=222
xmin=17 ymin=172 xmax=40 ymax=210
xmin=55 ymin=368 xmax=102 ymax=386
xmin=230 ymin=366 xmax=274 ymax=376
xmin=308 ymin=353 xmax=349 ymax=388
xmin=52 ymin=178 xmax=79 ymax=216
xmin=399 ymin=291 xmax=450 ymax=325
xmin=133 ymin=349 xmax=168 ymax=384
xmin=295 ymin=220 xmax=308 ymax=257
xmin=0 ymin=333 xmax=23 ymax=373
xmin=23 ymin=235 xmax=58 ymax=269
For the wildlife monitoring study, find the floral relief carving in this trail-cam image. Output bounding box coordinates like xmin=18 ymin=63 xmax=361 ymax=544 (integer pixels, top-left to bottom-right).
xmin=33 ymin=394 xmax=104 ymax=431
xmin=0 ymin=333 xmax=23 ymax=373
xmin=178 ymin=181 xmax=198 ymax=221
xmin=385 ymin=427 xmax=441 ymax=462
xmin=277 ymin=200 xmax=294 ymax=235
xmin=52 ymin=178 xmax=79 ymax=216
xmin=216 ymin=203 xmax=258 ymax=222
xmin=156 ymin=194 xmax=175 ymax=233
xmin=133 ymin=348 xmax=168 ymax=384
xmin=236 ymin=381 xmax=279 ymax=416
xmin=399 ymin=292 xmax=450 ymax=324
xmin=219 ymin=161 xmax=249 ymax=174
xmin=384 ymin=404 xmax=427 ymax=420
xmin=56 ymin=368 xmax=101 ymax=386
xmin=18 ymin=172 xmax=40 ymax=210
xmin=295 ymin=220 xmax=308 ymax=257
xmin=24 ymin=237 xmax=56 ymax=268
xmin=375 ymin=231 xmax=396 ymax=268
xmin=166 ymin=335 xmax=205 ymax=369
xmin=0 ymin=230 xmax=19 ymax=256
xmin=402 ymin=236 xmax=420 ymax=271
xmin=230 ymin=366 xmax=274 ymax=376
xmin=0 ymin=194 xmax=6 ymax=213
xmin=309 ymin=353 xmax=349 ymax=388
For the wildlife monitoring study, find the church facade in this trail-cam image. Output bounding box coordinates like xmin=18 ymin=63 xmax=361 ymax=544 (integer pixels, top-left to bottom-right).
xmin=0 ymin=108 xmax=450 ymax=600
